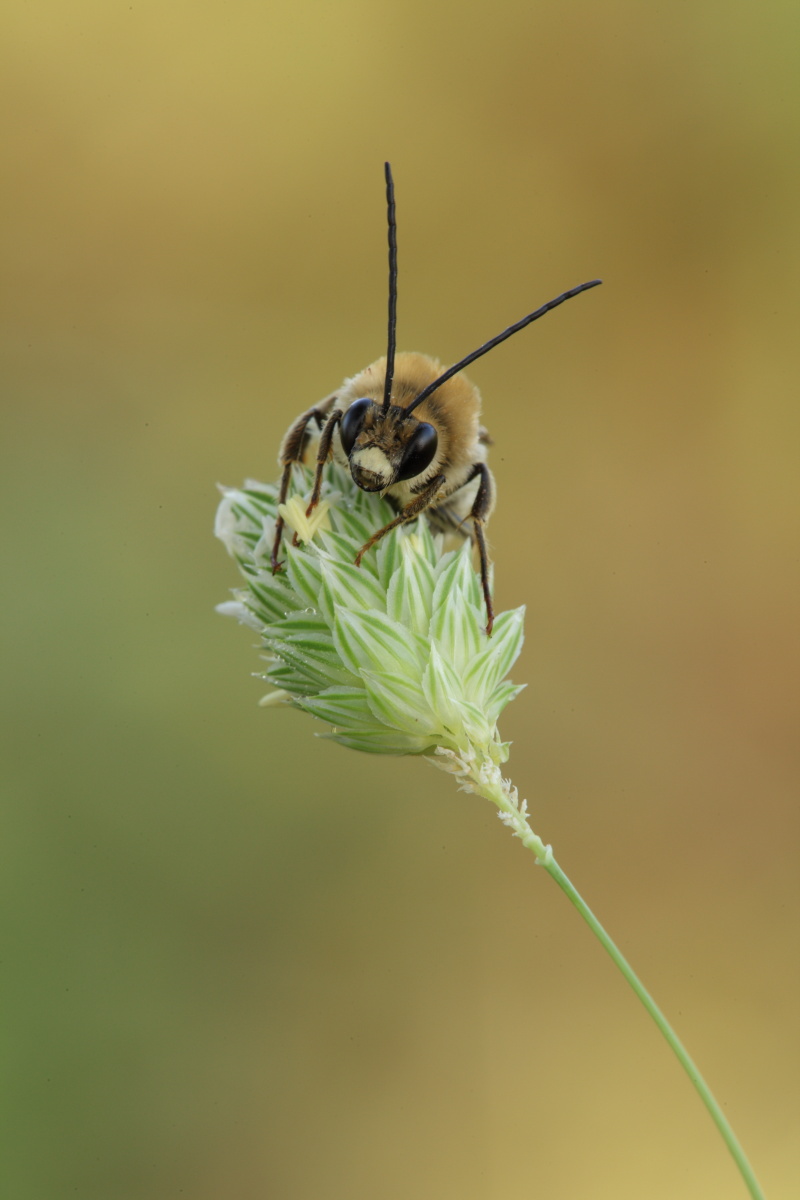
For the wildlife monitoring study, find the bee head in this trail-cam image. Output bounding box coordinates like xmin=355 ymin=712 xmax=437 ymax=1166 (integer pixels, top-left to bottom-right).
xmin=337 ymin=162 xmax=600 ymax=497
xmin=340 ymin=397 xmax=438 ymax=492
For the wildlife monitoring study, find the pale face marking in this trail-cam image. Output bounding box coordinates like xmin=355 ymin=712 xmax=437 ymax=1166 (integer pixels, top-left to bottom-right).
xmin=350 ymin=445 xmax=393 ymax=485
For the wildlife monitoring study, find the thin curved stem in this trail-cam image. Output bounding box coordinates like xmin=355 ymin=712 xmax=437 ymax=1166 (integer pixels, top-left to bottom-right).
xmin=451 ymin=749 xmax=766 ymax=1200
xmin=542 ymin=854 xmax=766 ymax=1200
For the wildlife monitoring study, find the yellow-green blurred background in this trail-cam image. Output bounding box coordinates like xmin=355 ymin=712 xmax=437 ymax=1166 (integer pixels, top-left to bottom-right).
xmin=2 ymin=2 xmax=798 ymax=1197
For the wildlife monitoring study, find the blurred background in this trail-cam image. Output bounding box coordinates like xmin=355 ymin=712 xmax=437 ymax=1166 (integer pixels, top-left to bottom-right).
xmin=2 ymin=2 xmax=798 ymax=1197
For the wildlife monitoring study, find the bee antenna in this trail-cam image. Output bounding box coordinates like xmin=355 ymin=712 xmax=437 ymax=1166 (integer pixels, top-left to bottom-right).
xmin=404 ymin=279 xmax=603 ymax=415
xmin=381 ymin=162 xmax=398 ymax=413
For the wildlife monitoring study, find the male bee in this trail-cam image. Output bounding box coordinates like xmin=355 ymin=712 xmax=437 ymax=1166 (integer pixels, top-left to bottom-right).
xmin=271 ymin=163 xmax=600 ymax=635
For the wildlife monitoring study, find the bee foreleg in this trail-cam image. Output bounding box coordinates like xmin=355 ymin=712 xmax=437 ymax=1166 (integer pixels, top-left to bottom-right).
xmin=463 ymin=462 xmax=495 ymax=636
xmin=305 ymin=408 xmax=343 ymax=518
xmin=271 ymin=397 xmax=337 ymax=573
xmin=354 ymin=473 xmax=446 ymax=567
xmin=292 ymin=407 xmax=343 ymax=546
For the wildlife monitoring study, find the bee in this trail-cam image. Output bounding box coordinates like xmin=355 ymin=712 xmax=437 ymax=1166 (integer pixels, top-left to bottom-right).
xmin=271 ymin=163 xmax=600 ymax=635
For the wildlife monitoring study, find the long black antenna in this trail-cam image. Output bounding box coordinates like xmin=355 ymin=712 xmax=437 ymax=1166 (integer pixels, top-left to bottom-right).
xmin=404 ymin=278 xmax=602 ymax=415
xmin=381 ymin=162 xmax=398 ymax=412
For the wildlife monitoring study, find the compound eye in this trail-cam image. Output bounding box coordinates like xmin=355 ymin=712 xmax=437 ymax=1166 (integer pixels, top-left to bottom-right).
xmin=340 ymin=398 xmax=373 ymax=457
xmin=397 ymin=422 xmax=438 ymax=482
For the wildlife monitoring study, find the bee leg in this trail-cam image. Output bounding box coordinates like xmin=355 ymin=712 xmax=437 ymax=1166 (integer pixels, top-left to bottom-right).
xmin=354 ymin=474 xmax=446 ymax=566
xmin=305 ymin=409 xmax=343 ymax=517
xmin=463 ymin=463 xmax=495 ymax=636
xmin=271 ymin=458 xmax=296 ymax=569
xmin=290 ymin=408 xmax=342 ymax=546
xmin=271 ymin=401 xmax=335 ymax=572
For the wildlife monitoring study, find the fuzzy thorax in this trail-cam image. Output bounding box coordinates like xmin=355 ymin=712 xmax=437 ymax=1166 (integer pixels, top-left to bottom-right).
xmin=335 ymin=352 xmax=488 ymax=503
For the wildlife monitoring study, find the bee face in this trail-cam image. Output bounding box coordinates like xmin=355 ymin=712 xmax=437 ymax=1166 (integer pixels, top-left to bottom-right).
xmin=330 ymin=351 xmax=484 ymax=506
xmin=340 ymin=397 xmax=438 ymax=492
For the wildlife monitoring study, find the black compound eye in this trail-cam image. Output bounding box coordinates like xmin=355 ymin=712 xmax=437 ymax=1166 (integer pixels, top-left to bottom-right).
xmin=339 ymin=398 xmax=373 ymax=456
xmin=397 ymin=421 xmax=438 ymax=482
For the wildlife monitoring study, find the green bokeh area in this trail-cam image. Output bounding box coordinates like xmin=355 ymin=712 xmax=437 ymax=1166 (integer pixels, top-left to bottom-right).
xmin=2 ymin=3 xmax=798 ymax=1198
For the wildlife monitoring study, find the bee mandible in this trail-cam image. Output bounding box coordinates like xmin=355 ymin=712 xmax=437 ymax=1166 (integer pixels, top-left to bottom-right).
xmin=271 ymin=163 xmax=601 ymax=635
